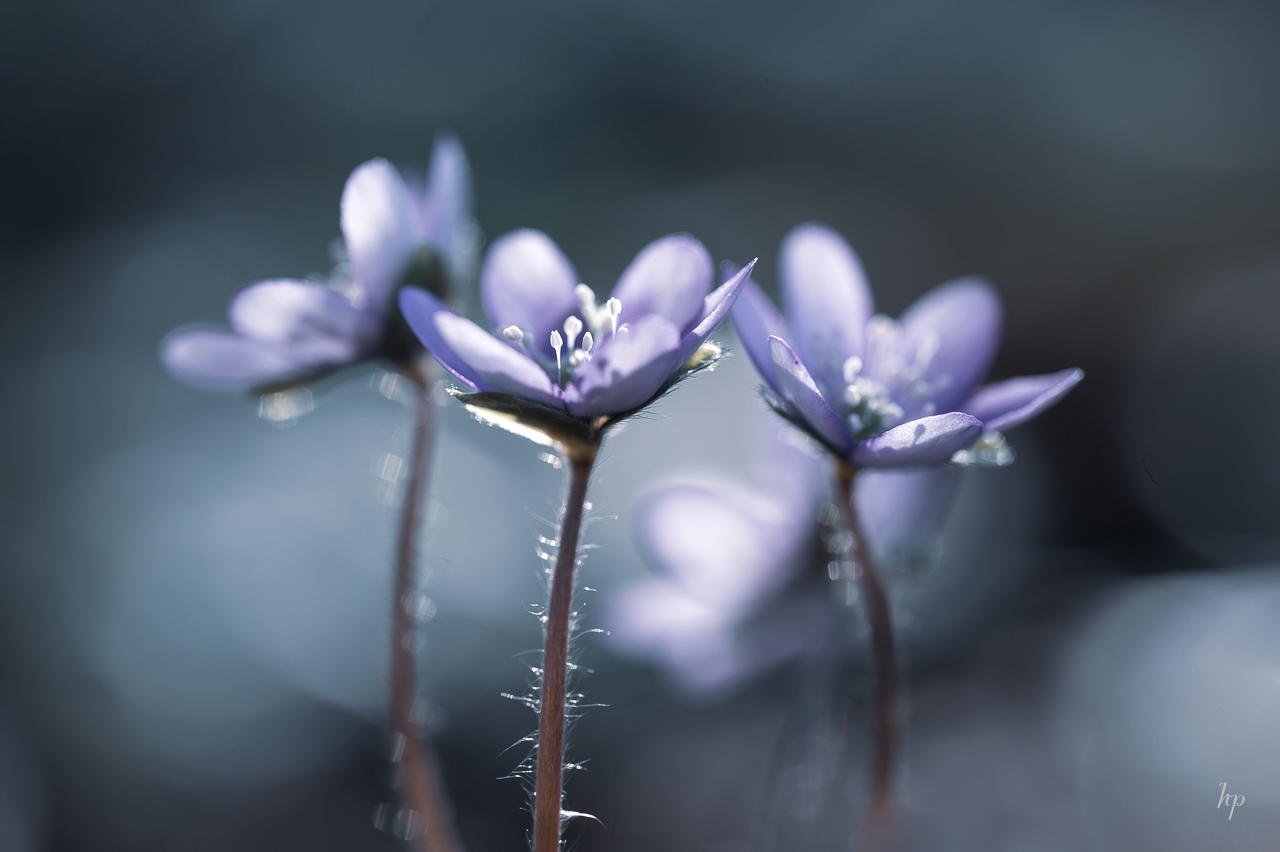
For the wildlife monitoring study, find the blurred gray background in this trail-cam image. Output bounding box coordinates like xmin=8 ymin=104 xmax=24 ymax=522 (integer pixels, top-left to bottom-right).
xmin=4 ymin=1 xmax=1280 ymax=850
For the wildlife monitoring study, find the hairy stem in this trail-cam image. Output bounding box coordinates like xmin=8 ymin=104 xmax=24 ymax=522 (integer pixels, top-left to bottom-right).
xmin=835 ymin=462 xmax=898 ymax=819
xmin=392 ymin=363 xmax=464 ymax=852
xmin=532 ymin=444 xmax=598 ymax=852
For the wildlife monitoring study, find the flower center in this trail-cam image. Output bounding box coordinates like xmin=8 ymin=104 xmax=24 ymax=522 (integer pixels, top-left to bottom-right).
xmin=836 ymin=315 xmax=952 ymax=440
xmin=544 ymin=286 xmax=624 ymax=387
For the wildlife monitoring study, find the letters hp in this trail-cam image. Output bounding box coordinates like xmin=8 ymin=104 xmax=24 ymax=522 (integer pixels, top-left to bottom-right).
xmin=1218 ymin=783 xmax=1245 ymax=820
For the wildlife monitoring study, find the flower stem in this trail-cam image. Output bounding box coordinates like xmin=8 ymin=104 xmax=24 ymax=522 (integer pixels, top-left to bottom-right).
xmin=532 ymin=442 xmax=599 ymax=852
xmin=392 ymin=362 xmax=464 ymax=852
xmin=835 ymin=461 xmax=898 ymax=820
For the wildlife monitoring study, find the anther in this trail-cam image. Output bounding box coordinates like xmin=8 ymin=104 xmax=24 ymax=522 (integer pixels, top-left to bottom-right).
xmin=606 ymin=297 xmax=622 ymax=337
xmin=581 ymin=331 xmax=594 ymax=357
xmin=503 ymin=326 xmax=524 ymax=344
xmin=550 ymin=330 xmax=564 ymax=380
xmin=842 ymin=355 xmax=863 ymax=383
xmin=563 ymin=315 xmax=583 ymax=350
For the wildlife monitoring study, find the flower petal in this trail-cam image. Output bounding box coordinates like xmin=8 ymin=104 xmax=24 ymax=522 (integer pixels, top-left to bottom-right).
xmin=229 ymin=279 xmax=375 ymax=350
xmin=159 ymin=325 xmax=306 ymax=391
xmin=780 ymin=223 xmax=874 ymax=397
xmin=398 ymin=287 xmax=492 ymax=391
xmin=963 ymin=368 xmax=1084 ymax=433
xmin=432 ymin=311 xmax=564 ymax=408
xmin=672 ymin=259 xmax=757 ymax=365
xmin=417 ymin=131 xmax=474 ymax=278
xmin=856 ymin=467 xmax=961 ymax=567
xmin=634 ymin=483 xmax=800 ymax=614
xmin=729 ymin=276 xmax=791 ymax=396
xmin=898 ymin=276 xmax=1003 ymax=412
xmin=563 ymin=315 xmax=681 ymax=417
xmin=610 ymin=234 xmax=713 ymax=334
xmin=480 ymin=229 xmax=580 ymax=361
xmin=341 ymin=159 xmax=421 ymax=308
xmin=851 ymin=412 xmax=984 ymax=468
xmin=769 ymin=336 xmax=853 ymax=453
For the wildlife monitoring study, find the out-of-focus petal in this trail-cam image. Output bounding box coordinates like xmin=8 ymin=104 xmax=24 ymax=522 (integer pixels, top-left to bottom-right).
xmin=898 ymin=276 xmax=1003 ymax=412
xmin=480 ymin=229 xmax=580 ymax=361
xmin=963 ymin=368 xmax=1084 ymax=432
xmin=856 ymin=467 xmax=961 ymax=567
xmin=229 ymin=279 xmax=376 ymax=347
xmin=341 ymin=159 xmax=420 ymax=307
xmin=398 ymin=288 xmax=492 ymax=391
xmin=159 ymin=326 xmax=305 ymax=391
xmin=433 ymin=311 xmax=564 ymax=409
xmin=672 ymin=259 xmax=757 ymax=365
xmin=610 ymin=234 xmax=713 ymax=334
xmin=605 ymin=580 xmax=741 ymax=695
xmin=564 ymin=315 xmax=681 ymax=417
xmin=780 ymin=223 xmax=874 ymax=397
xmin=851 ymin=412 xmax=984 ymax=467
xmin=634 ymin=483 xmax=799 ymax=614
xmin=769 ymin=336 xmax=853 ymax=454
xmin=729 ymin=277 xmax=790 ymax=397
xmin=418 ymin=131 xmax=473 ymax=276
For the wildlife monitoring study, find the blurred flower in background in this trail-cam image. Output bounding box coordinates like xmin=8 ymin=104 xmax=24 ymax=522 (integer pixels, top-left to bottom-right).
xmin=160 ymin=133 xmax=475 ymax=391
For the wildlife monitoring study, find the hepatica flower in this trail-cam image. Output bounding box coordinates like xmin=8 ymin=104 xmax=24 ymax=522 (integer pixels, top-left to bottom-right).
xmin=399 ymin=230 xmax=754 ymax=437
xmin=731 ymin=222 xmax=1082 ymax=468
xmin=160 ymin=133 xmax=475 ymax=391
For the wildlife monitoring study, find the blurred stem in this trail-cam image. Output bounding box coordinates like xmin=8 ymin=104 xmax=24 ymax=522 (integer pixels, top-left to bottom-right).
xmin=532 ymin=441 xmax=599 ymax=852
xmin=392 ymin=360 xmax=464 ymax=852
xmin=835 ymin=461 xmax=898 ymax=820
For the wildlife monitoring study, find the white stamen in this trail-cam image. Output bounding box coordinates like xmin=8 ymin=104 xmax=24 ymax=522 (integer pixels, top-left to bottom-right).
xmin=843 ymin=384 xmax=862 ymax=407
xmin=502 ymin=325 xmax=524 ymax=343
xmin=606 ymin=297 xmax=622 ymax=337
xmin=563 ymin=315 xmax=583 ymax=350
xmin=581 ymin=331 xmax=594 ymax=354
xmin=550 ymin=330 xmax=563 ymax=381
xmin=842 ymin=355 xmax=863 ymax=384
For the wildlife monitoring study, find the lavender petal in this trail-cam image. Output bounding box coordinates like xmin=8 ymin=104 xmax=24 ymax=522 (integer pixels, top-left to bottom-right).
xmin=729 ymin=277 xmax=791 ymax=397
xmin=159 ymin=325 xmax=305 ymax=391
xmin=963 ymin=368 xmax=1084 ymax=433
xmin=229 ymin=279 xmax=376 ymax=351
xmin=341 ymin=159 xmax=421 ymax=307
xmin=398 ymin=287 xmax=493 ymax=391
xmin=480 ymin=229 xmax=580 ymax=361
xmin=780 ymin=223 xmax=874 ymax=398
xmin=610 ymin=234 xmax=713 ymax=335
xmin=898 ymin=276 xmax=1003 ymax=413
xmin=433 ymin=311 xmax=564 ymax=408
xmin=768 ymin=336 xmax=854 ymax=453
xmin=850 ymin=412 xmax=984 ymax=468
xmin=564 ymin=315 xmax=681 ymax=417
xmin=673 ymin=259 xmax=757 ymax=365
xmin=417 ymin=131 xmax=473 ymax=277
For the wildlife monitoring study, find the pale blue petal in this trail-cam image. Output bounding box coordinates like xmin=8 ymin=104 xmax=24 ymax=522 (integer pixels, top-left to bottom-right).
xmin=398 ymin=287 xmax=492 ymax=391
xmin=434 ymin=311 xmax=564 ymax=408
xmin=418 ymin=131 xmax=473 ymax=276
xmin=229 ymin=279 xmax=376 ymax=352
xmin=898 ymin=276 xmax=1003 ymax=413
xmin=610 ymin=234 xmax=713 ymax=334
xmin=780 ymin=223 xmax=873 ymax=398
xmin=769 ymin=336 xmax=853 ymax=453
xmin=672 ymin=259 xmax=757 ymax=364
xmin=729 ymin=277 xmax=790 ymax=397
xmin=159 ymin=325 xmax=306 ymax=391
xmin=564 ymin=315 xmax=681 ymax=417
xmin=963 ymin=368 xmax=1084 ymax=432
xmin=851 ymin=412 xmax=983 ymax=468
xmin=341 ymin=159 xmax=420 ymax=308
xmin=480 ymin=229 xmax=580 ymax=361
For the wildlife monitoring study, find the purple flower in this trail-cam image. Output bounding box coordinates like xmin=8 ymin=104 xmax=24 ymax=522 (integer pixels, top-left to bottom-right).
xmin=731 ymin=223 xmax=1083 ymax=468
xmin=398 ymin=231 xmax=755 ymax=429
xmin=160 ymin=133 xmax=475 ymax=391
xmin=608 ymin=418 xmax=958 ymax=694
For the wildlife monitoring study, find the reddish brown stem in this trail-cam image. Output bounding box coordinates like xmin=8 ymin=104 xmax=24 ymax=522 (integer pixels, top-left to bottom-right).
xmin=532 ymin=445 xmax=598 ymax=852
xmin=835 ymin=462 xmax=899 ymax=820
xmin=392 ymin=363 xmax=464 ymax=852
